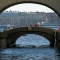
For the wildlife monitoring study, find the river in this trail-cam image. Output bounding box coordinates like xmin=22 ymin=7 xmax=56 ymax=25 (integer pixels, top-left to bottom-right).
xmin=0 ymin=26 xmax=60 ymax=60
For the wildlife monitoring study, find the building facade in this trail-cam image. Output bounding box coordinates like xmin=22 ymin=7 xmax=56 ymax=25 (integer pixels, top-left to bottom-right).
xmin=0 ymin=11 xmax=60 ymax=27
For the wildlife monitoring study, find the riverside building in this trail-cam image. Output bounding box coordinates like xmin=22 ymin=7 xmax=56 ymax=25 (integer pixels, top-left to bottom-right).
xmin=0 ymin=11 xmax=60 ymax=27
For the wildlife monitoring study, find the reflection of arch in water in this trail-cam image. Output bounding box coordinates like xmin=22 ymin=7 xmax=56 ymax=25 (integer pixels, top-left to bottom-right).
xmin=0 ymin=0 xmax=60 ymax=16
xmin=15 ymin=34 xmax=50 ymax=48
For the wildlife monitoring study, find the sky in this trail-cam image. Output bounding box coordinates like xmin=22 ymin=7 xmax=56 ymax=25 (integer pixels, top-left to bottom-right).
xmin=5 ymin=3 xmax=54 ymax=13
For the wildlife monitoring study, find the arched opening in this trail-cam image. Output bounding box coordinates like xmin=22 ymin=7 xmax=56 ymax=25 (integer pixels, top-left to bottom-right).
xmin=0 ymin=3 xmax=60 ymax=31
xmin=5 ymin=3 xmax=54 ymax=13
xmin=0 ymin=2 xmax=60 ymax=60
xmin=15 ymin=34 xmax=50 ymax=48
xmin=0 ymin=34 xmax=58 ymax=60
xmin=0 ymin=0 xmax=60 ymax=17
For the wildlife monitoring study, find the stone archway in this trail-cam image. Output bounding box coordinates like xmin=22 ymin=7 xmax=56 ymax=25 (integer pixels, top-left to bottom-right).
xmin=6 ymin=27 xmax=55 ymax=47
xmin=0 ymin=0 xmax=60 ymax=16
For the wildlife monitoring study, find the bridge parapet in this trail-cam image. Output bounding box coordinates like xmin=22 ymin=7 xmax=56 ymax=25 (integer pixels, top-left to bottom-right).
xmin=7 ymin=27 xmax=55 ymax=34
xmin=28 ymin=26 xmax=32 ymax=31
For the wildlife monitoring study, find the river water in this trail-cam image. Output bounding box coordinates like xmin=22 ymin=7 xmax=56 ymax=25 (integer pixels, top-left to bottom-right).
xmin=0 ymin=27 xmax=60 ymax=60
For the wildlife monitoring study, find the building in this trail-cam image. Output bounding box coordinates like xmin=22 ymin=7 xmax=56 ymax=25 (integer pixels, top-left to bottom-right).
xmin=0 ymin=11 xmax=60 ymax=27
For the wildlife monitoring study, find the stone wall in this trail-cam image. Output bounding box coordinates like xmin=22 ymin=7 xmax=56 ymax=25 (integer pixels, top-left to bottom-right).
xmin=55 ymin=31 xmax=60 ymax=54
xmin=0 ymin=31 xmax=7 ymax=50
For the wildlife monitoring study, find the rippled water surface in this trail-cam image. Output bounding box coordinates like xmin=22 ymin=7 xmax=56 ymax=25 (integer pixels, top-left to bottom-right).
xmin=0 ymin=48 xmax=59 ymax=60
xmin=0 ymin=34 xmax=60 ymax=60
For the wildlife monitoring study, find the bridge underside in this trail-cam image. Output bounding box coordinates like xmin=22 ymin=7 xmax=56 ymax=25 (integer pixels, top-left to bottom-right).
xmin=0 ymin=0 xmax=60 ymax=16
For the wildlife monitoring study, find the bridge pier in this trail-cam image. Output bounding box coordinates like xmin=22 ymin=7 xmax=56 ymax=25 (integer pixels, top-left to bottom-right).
xmin=0 ymin=38 xmax=7 ymax=50
xmin=50 ymin=36 xmax=55 ymax=47
xmin=55 ymin=31 xmax=60 ymax=54
xmin=6 ymin=39 xmax=16 ymax=47
xmin=50 ymin=43 xmax=54 ymax=47
xmin=0 ymin=31 xmax=7 ymax=50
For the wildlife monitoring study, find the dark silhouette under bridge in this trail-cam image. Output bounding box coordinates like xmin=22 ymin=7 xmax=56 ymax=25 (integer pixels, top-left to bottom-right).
xmin=4 ymin=26 xmax=55 ymax=47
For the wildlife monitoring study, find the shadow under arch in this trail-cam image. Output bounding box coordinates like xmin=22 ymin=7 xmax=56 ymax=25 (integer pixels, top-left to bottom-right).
xmin=0 ymin=1 xmax=60 ymax=17
xmin=15 ymin=34 xmax=50 ymax=48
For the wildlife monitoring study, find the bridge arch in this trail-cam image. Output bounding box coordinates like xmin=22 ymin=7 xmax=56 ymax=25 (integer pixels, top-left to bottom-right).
xmin=16 ymin=34 xmax=50 ymax=47
xmin=0 ymin=0 xmax=60 ymax=16
xmin=6 ymin=27 xmax=55 ymax=47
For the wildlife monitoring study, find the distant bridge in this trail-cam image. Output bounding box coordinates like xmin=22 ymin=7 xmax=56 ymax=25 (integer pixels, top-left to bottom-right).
xmin=0 ymin=26 xmax=56 ymax=49
xmin=0 ymin=0 xmax=60 ymax=53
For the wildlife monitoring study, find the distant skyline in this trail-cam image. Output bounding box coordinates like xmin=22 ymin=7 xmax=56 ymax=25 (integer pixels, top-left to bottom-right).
xmin=5 ymin=3 xmax=54 ymax=13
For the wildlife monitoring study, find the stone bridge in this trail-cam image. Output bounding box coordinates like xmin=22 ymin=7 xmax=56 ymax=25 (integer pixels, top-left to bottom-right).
xmin=0 ymin=0 xmax=60 ymax=53
xmin=0 ymin=27 xmax=55 ymax=49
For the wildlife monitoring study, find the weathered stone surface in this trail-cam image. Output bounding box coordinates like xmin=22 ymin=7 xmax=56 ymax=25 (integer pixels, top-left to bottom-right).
xmin=6 ymin=27 xmax=55 ymax=47
xmin=0 ymin=27 xmax=56 ymax=49
xmin=55 ymin=31 xmax=60 ymax=54
xmin=0 ymin=0 xmax=60 ymax=16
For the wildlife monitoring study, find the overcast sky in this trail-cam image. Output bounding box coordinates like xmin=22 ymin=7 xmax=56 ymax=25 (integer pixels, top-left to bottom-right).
xmin=5 ymin=3 xmax=54 ymax=13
